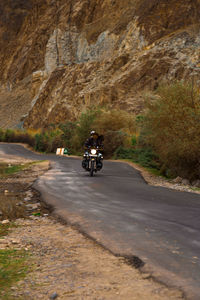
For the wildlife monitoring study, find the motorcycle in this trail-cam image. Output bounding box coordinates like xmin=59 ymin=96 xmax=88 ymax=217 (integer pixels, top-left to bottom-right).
xmin=82 ymin=147 xmax=103 ymax=176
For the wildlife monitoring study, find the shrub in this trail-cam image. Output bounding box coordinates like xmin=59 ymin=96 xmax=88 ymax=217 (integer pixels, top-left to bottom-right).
xmin=103 ymin=130 xmax=128 ymax=157
xmin=131 ymin=135 xmax=137 ymax=146
xmin=94 ymin=109 xmax=135 ymax=134
xmin=0 ymin=108 xmax=136 ymax=157
xmin=114 ymin=146 xmax=135 ymax=159
xmin=74 ymin=108 xmax=101 ymax=150
xmin=0 ymin=129 xmax=4 ymax=141
xmin=59 ymin=122 xmax=77 ymax=149
xmin=47 ymin=129 xmax=64 ymax=152
xmin=4 ymin=129 xmax=15 ymax=142
xmin=14 ymin=132 xmax=35 ymax=147
xmin=93 ymin=109 xmax=136 ymax=157
xmin=143 ymin=81 xmax=200 ymax=180
xmin=132 ymin=147 xmax=159 ymax=169
xmin=114 ymin=146 xmax=159 ymax=169
xmin=34 ymin=133 xmax=46 ymax=152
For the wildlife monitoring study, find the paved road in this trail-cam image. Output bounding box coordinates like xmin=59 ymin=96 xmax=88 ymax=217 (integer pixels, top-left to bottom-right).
xmin=1 ymin=143 xmax=200 ymax=299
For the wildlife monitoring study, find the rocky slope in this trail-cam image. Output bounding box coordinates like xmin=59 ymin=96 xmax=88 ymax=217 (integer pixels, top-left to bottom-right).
xmin=0 ymin=0 xmax=200 ymax=128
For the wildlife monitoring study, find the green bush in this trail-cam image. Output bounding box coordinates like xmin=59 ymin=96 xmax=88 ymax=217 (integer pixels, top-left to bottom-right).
xmin=0 ymin=108 xmax=136 ymax=158
xmin=4 ymin=129 xmax=15 ymax=142
xmin=113 ymin=146 xmax=135 ymax=159
xmin=132 ymin=147 xmax=159 ymax=169
xmin=74 ymin=108 xmax=101 ymax=150
xmin=131 ymin=135 xmax=137 ymax=146
xmin=103 ymin=130 xmax=127 ymax=158
xmin=143 ymin=81 xmax=200 ymax=180
xmin=114 ymin=146 xmax=159 ymax=169
xmin=59 ymin=122 xmax=77 ymax=148
xmin=34 ymin=133 xmax=46 ymax=152
xmin=0 ymin=129 xmax=4 ymax=141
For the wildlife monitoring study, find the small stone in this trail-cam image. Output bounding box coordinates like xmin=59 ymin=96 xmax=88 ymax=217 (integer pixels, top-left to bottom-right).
xmin=30 ymin=215 xmax=40 ymax=220
xmin=182 ymin=179 xmax=190 ymax=185
xmin=192 ymin=179 xmax=200 ymax=188
xmin=24 ymin=197 xmax=31 ymax=202
xmin=26 ymin=203 xmax=40 ymax=210
xmin=173 ymin=177 xmax=182 ymax=184
xmin=25 ymin=190 xmax=33 ymax=198
xmin=2 ymin=219 xmax=9 ymax=224
xmin=4 ymin=190 xmax=9 ymax=194
xmin=49 ymin=292 xmax=58 ymax=299
xmin=16 ymin=202 xmax=23 ymax=206
xmin=141 ymin=273 xmax=151 ymax=279
xmin=11 ymin=239 xmax=20 ymax=245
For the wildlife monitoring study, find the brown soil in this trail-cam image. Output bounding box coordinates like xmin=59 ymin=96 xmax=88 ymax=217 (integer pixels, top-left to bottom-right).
xmin=0 ymin=160 xmax=50 ymax=221
xmin=0 ymin=156 xmax=183 ymax=299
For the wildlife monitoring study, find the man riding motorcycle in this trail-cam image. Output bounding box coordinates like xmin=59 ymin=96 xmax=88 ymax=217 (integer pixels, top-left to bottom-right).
xmin=82 ymin=131 xmax=104 ymax=171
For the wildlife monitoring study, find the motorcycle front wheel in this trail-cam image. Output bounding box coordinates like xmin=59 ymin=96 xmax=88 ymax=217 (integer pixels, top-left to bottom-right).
xmin=90 ymin=161 xmax=95 ymax=177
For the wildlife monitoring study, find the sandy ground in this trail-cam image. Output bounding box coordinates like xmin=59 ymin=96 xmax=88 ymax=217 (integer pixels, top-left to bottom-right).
xmin=5 ymin=217 xmax=183 ymax=300
xmin=0 ymin=154 xmax=184 ymax=299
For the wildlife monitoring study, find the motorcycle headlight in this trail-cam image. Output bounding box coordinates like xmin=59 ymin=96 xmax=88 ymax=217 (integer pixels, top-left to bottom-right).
xmin=91 ymin=149 xmax=97 ymax=155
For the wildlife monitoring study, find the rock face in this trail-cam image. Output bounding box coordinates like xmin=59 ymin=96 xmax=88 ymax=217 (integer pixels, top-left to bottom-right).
xmin=0 ymin=0 xmax=200 ymax=128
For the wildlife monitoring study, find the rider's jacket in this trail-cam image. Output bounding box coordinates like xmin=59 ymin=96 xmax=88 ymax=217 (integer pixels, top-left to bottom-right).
xmin=84 ymin=135 xmax=104 ymax=149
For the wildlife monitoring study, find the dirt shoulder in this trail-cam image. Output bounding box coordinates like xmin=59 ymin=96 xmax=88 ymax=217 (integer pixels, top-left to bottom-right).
xmin=0 ymin=157 xmax=184 ymax=299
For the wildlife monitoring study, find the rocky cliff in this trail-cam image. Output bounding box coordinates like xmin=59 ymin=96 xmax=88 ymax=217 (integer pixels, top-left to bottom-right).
xmin=0 ymin=0 xmax=200 ymax=128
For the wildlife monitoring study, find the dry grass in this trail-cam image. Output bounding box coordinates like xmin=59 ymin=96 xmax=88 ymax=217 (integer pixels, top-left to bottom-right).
xmin=0 ymin=193 xmax=26 ymax=221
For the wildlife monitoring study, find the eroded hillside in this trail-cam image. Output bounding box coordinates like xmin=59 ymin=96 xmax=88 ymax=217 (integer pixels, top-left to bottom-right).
xmin=0 ymin=0 xmax=200 ymax=128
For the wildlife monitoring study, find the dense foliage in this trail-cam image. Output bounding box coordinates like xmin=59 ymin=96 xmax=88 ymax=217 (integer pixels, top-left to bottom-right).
xmin=142 ymin=81 xmax=200 ymax=180
xmin=1 ymin=81 xmax=199 ymax=181
xmin=0 ymin=108 xmax=136 ymax=158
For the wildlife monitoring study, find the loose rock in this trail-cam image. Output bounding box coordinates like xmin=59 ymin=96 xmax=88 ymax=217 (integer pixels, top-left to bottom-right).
xmin=49 ymin=292 xmax=58 ymax=299
xmin=11 ymin=239 xmax=20 ymax=245
xmin=25 ymin=190 xmax=33 ymax=198
xmin=192 ymin=179 xmax=200 ymax=188
xmin=173 ymin=177 xmax=183 ymax=184
xmin=182 ymin=179 xmax=190 ymax=186
xmin=24 ymin=197 xmax=31 ymax=202
xmin=1 ymin=219 xmax=9 ymax=224
xmin=26 ymin=203 xmax=40 ymax=211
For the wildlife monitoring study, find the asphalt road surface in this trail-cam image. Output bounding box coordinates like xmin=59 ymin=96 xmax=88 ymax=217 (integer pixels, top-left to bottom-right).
xmin=1 ymin=143 xmax=200 ymax=299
